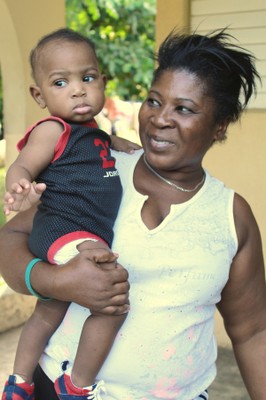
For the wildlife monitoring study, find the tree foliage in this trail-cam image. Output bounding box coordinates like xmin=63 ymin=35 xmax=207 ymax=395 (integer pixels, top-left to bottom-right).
xmin=66 ymin=0 xmax=156 ymax=100
xmin=0 ymin=1 xmax=156 ymax=138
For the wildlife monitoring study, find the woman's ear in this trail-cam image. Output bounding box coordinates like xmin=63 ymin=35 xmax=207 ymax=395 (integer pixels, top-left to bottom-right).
xmin=214 ymin=118 xmax=230 ymax=142
xmin=29 ymin=85 xmax=47 ymax=109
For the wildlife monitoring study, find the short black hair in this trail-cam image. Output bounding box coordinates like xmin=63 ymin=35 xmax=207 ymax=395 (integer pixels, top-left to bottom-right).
xmin=30 ymin=28 xmax=96 ymax=80
xmin=154 ymin=28 xmax=261 ymax=123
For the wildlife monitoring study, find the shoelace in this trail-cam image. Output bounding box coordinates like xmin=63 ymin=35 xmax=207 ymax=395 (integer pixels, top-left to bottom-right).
xmin=87 ymin=380 xmax=106 ymax=400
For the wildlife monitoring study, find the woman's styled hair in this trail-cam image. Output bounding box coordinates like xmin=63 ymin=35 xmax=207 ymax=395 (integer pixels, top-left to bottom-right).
xmin=153 ymin=28 xmax=261 ymax=123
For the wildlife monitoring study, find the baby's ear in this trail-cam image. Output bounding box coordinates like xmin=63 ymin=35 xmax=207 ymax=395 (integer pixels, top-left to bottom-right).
xmin=29 ymin=85 xmax=47 ymax=109
xmin=102 ymin=74 xmax=107 ymax=89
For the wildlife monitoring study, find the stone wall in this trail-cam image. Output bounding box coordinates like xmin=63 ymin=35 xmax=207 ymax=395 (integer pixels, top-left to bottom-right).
xmin=0 ymin=279 xmax=36 ymax=333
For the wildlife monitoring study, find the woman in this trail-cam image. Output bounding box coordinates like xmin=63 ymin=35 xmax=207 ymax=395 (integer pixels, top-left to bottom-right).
xmin=1 ymin=29 xmax=266 ymax=399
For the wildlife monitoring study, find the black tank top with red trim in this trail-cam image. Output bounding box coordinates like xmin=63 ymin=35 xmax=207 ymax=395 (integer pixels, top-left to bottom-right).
xmin=21 ymin=118 xmax=122 ymax=261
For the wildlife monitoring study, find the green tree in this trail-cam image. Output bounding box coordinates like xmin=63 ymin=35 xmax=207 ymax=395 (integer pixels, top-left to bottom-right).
xmin=66 ymin=0 xmax=156 ymax=100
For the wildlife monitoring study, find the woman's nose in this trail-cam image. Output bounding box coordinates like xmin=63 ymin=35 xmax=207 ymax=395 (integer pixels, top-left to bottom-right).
xmin=152 ymin=109 xmax=175 ymax=128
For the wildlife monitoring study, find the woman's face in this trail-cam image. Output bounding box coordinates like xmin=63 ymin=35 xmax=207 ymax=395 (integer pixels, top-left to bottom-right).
xmin=139 ymin=69 xmax=228 ymax=174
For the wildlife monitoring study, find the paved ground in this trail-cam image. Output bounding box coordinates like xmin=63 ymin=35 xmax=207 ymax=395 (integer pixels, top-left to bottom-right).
xmin=0 ymin=324 xmax=250 ymax=399
xmin=209 ymin=347 xmax=249 ymax=399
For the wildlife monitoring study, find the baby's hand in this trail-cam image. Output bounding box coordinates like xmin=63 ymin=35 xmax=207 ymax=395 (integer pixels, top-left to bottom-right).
xmin=77 ymin=239 xmax=119 ymax=269
xmin=110 ymin=135 xmax=142 ymax=154
xmin=4 ymin=179 xmax=46 ymax=215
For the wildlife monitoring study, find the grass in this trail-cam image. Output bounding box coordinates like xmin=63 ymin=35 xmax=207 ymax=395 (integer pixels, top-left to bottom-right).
xmin=0 ymin=167 xmax=6 ymax=226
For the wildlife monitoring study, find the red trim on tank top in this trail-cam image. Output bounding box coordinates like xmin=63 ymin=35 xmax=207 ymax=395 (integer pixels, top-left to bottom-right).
xmin=47 ymin=231 xmax=107 ymax=264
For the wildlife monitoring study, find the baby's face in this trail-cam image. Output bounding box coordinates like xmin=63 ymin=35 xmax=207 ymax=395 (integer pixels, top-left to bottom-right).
xmin=32 ymin=40 xmax=106 ymax=123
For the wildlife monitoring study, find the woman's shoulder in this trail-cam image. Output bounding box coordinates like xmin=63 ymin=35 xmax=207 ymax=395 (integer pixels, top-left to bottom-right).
xmin=112 ymin=149 xmax=143 ymax=181
xmin=112 ymin=148 xmax=143 ymax=164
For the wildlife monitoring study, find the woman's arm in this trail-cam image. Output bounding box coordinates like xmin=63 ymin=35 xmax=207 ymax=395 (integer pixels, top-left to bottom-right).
xmin=0 ymin=209 xmax=129 ymax=315
xmin=218 ymin=194 xmax=266 ymax=399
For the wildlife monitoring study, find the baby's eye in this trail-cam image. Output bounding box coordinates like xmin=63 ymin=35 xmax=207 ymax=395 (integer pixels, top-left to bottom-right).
xmin=54 ymin=80 xmax=67 ymax=88
xmin=83 ymin=75 xmax=94 ymax=83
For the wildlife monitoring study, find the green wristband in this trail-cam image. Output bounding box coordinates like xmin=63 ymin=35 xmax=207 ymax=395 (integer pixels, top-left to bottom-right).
xmin=25 ymin=258 xmax=51 ymax=301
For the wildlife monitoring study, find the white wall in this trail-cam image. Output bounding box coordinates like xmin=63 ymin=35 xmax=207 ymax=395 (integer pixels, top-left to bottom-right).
xmin=191 ymin=0 xmax=266 ymax=108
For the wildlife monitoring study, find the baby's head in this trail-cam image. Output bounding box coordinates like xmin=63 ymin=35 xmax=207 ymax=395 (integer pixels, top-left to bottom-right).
xmin=30 ymin=28 xmax=97 ymax=83
xmin=29 ymin=28 xmax=106 ymax=122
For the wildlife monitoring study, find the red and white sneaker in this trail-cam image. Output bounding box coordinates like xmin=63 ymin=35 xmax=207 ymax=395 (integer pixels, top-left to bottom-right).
xmin=1 ymin=375 xmax=34 ymax=400
xmin=54 ymin=373 xmax=106 ymax=400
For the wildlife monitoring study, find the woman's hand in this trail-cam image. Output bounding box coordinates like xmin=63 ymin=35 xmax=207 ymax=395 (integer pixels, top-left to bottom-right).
xmin=0 ymin=210 xmax=130 ymax=315
xmin=50 ymin=244 xmax=130 ymax=315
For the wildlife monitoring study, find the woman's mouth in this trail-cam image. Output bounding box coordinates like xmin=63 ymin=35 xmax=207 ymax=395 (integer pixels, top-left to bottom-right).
xmin=149 ymin=136 xmax=174 ymax=150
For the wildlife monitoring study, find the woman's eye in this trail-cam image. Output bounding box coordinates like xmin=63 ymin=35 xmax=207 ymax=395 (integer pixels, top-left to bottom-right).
xmin=147 ymin=98 xmax=160 ymax=107
xmin=83 ymin=75 xmax=94 ymax=83
xmin=177 ymin=105 xmax=192 ymax=113
xmin=54 ymin=80 xmax=67 ymax=87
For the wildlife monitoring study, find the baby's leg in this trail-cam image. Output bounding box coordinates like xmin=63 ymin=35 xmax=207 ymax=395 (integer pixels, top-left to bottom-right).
xmin=13 ymin=299 xmax=69 ymax=383
xmin=71 ymin=305 xmax=127 ymax=388
xmin=60 ymin=241 xmax=127 ymax=389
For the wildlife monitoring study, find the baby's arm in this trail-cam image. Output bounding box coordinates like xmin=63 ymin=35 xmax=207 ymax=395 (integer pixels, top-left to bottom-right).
xmin=110 ymin=135 xmax=141 ymax=154
xmin=4 ymin=120 xmax=64 ymax=214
